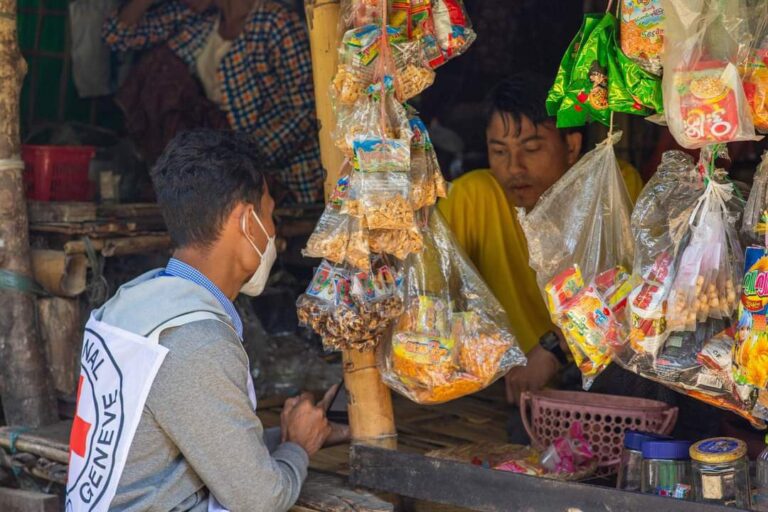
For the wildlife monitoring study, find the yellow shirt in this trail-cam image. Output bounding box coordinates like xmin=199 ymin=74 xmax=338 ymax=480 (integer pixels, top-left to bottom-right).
xmin=438 ymin=161 xmax=643 ymax=354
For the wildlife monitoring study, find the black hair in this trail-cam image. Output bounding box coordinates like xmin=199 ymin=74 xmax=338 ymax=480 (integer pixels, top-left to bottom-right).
xmin=150 ymin=129 xmax=266 ymax=249
xmin=483 ymin=72 xmax=558 ymax=137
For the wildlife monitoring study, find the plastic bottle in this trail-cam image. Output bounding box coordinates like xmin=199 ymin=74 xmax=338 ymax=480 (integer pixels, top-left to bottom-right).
xmin=755 ymin=435 xmax=768 ymax=512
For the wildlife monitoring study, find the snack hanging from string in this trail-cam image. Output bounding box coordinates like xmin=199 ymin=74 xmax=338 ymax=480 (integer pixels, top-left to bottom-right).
xmin=741 ymin=151 xmax=768 ymax=247
xmin=297 ymin=260 xmax=403 ymax=352
xmin=518 ymin=132 xmax=634 ymax=388
xmin=660 ymin=0 xmax=760 ymax=148
xmin=390 ymin=0 xmax=445 ymax=68
xmin=408 ymin=114 xmax=446 ymax=210
xmin=332 ymin=25 xmax=435 ymax=106
xmin=619 ymin=0 xmax=664 ymax=76
xmin=432 ymin=0 xmax=476 ymax=61
xmin=379 ymin=210 xmax=526 ymax=404
xmin=742 ymin=8 xmax=768 ymax=133
xmin=303 ymin=205 xmax=350 ymax=264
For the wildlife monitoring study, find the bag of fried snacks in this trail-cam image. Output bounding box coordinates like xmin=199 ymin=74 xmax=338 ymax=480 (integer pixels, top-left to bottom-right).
xmin=332 ymin=25 xmax=434 ymax=106
xmin=390 ymin=0 xmax=444 ymax=68
xmin=432 ymin=0 xmax=476 ymax=62
xmin=660 ymin=0 xmax=761 ymax=148
xmin=518 ymin=132 xmax=634 ymax=388
xmin=303 ymin=205 xmax=350 ymax=265
xmin=334 ymin=77 xmax=412 ymax=158
xmin=619 ymin=0 xmax=664 ymax=76
xmin=379 ymin=210 xmax=526 ymax=404
xmin=408 ymin=114 xmax=447 ymax=210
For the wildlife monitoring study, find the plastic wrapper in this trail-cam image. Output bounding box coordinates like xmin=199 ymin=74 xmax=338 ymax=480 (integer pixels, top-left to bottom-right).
xmin=379 ymin=210 xmax=526 ymax=404
xmin=741 ymin=8 xmax=768 ymax=132
xmin=409 ymin=114 xmax=447 ymax=210
xmin=618 ymin=149 xmax=764 ymax=426
xmin=431 ymin=0 xmax=475 ymax=61
xmin=344 ymin=140 xmax=415 ymax=230
xmin=340 ymin=0 xmax=383 ymax=30
xmin=303 ymin=205 xmax=350 ymax=264
xmin=734 ymin=247 xmax=768 ymax=391
xmin=332 ymin=25 xmax=435 ymax=106
xmin=660 ymin=0 xmax=761 ymax=148
xmin=547 ymin=13 xmax=662 ymax=128
xmin=539 ymin=422 xmax=596 ymax=475
xmin=297 ymin=260 xmax=404 ymax=352
xmin=741 ymin=151 xmax=768 ymax=247
xmin=334 ymin=77 xmax=412 ymax=159
xmin=390 ymin=0 xmax=445 ymax=67
xmin=518 ymin=133 xmax=634 ymax=388
xmin=619 ymin=0 xmax=665 ymax=76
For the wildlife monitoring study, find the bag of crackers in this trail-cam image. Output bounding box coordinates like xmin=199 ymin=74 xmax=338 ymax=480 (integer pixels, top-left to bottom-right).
xmin=740 ymin=6 xmax=768 ymax=133
xmin=619 ymin=0 xmax=664 ymax=76
xmin=518 ymin=133 xmax=635 ymax=388
xmin=379 ymin=210 xmax=526 ymax=404
xmin=332 ymin=25 xmax=435 ymax=106
xmin=408 ymin=113 xmax=447 ymax=210
xmin=660 ymin=0 xmax=761 ymax=148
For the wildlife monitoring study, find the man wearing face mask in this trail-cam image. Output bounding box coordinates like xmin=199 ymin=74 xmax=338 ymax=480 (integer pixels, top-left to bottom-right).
xmin=67 ymin=130 xmax=333 ymax=512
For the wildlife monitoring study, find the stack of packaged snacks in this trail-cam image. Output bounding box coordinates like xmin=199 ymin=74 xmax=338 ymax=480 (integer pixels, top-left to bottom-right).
xmin=519 ymin=133 xmax=635 ymax=388
xmin=619 ymin=0 xmax=664 ymax=76
xmin=379 ymin=211 xmax=526 ymax=404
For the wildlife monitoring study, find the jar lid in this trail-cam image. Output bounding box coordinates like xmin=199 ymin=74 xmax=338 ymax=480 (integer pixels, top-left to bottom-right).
xmin=624 ymin=430 xmax=672 ymax=452
xmin=690 ymin=438 xmax=747 ymax=464
xmin=642 ymin=440 xmax=692 ymax=461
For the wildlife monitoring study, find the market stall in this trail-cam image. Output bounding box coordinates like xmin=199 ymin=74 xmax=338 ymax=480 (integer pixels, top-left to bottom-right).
xmin=300 ymin=0 xmax=768 ymax=510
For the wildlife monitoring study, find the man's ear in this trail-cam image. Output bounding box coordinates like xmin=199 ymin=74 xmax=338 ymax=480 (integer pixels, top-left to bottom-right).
xmin=564 ymin=131 xmax=583 ymax=166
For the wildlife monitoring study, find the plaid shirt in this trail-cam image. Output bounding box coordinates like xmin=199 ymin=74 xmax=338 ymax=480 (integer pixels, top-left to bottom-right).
xmin=104 ymin=1 xmax=323 ymax=203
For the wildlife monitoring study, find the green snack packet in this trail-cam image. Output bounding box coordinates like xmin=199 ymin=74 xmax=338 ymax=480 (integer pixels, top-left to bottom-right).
xmin=546 ymin=14 xmax=603 ymax=118
xmin=609 ymin=24 xmax=664 ymax=115
xmin=556 ymin=13 xmax=615 ymax=127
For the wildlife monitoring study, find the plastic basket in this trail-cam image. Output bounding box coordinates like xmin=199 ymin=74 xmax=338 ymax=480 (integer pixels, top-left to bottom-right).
xmin=520 ymin=389 xmax=678 ymax=476
xmin=22 ymin=145 xmax=96 ymax=201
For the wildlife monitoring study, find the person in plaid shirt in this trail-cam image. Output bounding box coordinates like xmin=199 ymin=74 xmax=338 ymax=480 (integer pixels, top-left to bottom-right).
xmin=104 ymin=0 xmax=324 ymax=204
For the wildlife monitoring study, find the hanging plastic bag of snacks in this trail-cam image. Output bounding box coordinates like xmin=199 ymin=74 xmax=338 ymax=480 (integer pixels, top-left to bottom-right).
xmin=660 ymin=0 xmax=761 ymax=148
xmin=297 ymin=259 xmax=404 ymax=352
xmin=619 ymin=0 xmax=664 ymax=76
xmin=379 ymin=210 xmax=526 ymax=404
xmin=609 ymin=19 xmax=664 ymax=115
xmin=741 ymin=6 xmax=768 ymax=133
xmin=303 ymin=204 xmax=351 ymax=265
xmin=339 ymin=0 xmax=382 ymax=31
xmin=741 ymin=151 xmax=768 ymax=247
xmin=431 ymin=0 xmax=475 ymax=62
xmin=332 ymin=25 xmax=435 ymax=106
xmin=408 ymin=114 xmax=446 ymax=210
xmin=390 ymin=0 xmax=445 ymax=68
xmin=334 ymin=77 xmax=412 ymax=158
xmin=518 ymin=132 xmax=635 ymax=388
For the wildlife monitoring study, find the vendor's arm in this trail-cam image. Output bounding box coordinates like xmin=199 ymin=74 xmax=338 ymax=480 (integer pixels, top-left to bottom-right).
xmin=148 ymin=321 xmax=320 ymax=512
xmin=103 ymin=0 xmax=193 ymax=52
xmin=259 ymin=9 xmax=318 ymax=164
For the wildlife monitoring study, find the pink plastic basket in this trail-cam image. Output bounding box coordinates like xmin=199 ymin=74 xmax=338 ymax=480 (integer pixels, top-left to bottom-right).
xmin=520 ymin=389 xmax=678 ymax=476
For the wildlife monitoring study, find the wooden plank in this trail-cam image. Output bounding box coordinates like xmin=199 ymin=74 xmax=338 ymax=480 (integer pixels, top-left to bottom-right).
xmin=97 ymin=203 xmax=161 ymax=219
xmin=27 ymin=201 xmax=97 ymax=224
xmin=0 ymin=422 xmax=70 ymax=464
xmin=350 ymin=446 xmax=744 ymax=512
xmin=294 ymin=471 xmax=393 ymax=512
xmin=62 ymin=234 xmax=171 ymax=256
xmin=0 ymin=487 xmax=59 ymax=512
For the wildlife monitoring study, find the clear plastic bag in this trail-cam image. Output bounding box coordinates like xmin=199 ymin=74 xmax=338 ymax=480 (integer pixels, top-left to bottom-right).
xmin=333 ymin=78 xmax=412 ymax=158
xmin=619 ymin=0 xmax=665 ymax=76
xmin=741 ymin=151 xmax=768 ymax=247
xmin=740 ymin=4 xmax=768 ymax=132
xmin=432 ymin=0 xmax=476 ymax=62
xmin=297 ymin=260 xmax=404 ymax=352
xmin=303 ymin=205 xmax=350 ymax=264
xmin=518 ymin=133 xmax=634 ymax=388
xmin=660 ymin=0 xmax=761 ymax=148
xmin=339 ymin=0 xmax=383 ymax=31
xmin=332 ymin=26 xmax=435 ymax=106
xmin=408 ymin=114 xmax=447 ymax=209
xmin=379 ymin=210 xmax=526 ymax=404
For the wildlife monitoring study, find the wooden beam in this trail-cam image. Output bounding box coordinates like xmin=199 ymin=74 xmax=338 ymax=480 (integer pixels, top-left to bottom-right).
xmin=0 ymin=0 xmax=58 ymax=427
xmin=350 ymin=446 xmax=744 ymax=512
xmin=0 ymin=488 xmax=59 ymax=512
xmin=294 ymin=471 xmax=393 ymax=512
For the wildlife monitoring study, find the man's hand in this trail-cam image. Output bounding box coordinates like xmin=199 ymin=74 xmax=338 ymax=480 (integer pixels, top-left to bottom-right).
xmin=505 ymin=345 xmax=560 ymax=405
xmin=280 ymin=387 xmax=335 ymax=456
xmin=324 ymin=422 xmax=351 ymax=447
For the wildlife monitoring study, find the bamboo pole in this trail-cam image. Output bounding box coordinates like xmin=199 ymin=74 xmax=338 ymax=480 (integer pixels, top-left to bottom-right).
xmin=0 ymin=0 xmax=58 ymax=427
xmin=305 ymin=0 xmax=397 ymax=450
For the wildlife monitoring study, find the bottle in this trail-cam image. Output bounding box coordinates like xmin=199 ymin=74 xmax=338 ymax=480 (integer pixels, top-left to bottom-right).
xmin=755 ymin=435 xmax=768 ymax=511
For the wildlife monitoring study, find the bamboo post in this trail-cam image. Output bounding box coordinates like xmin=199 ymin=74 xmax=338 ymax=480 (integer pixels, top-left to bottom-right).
xmin=305 ymin=0 xmax=397 ymax=450
xmin=0 ymin=0 xmax=58 ymax=427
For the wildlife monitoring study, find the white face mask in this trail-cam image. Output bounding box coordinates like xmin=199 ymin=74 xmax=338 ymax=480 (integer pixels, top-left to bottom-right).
xmin=240 ymin=210 xmax=276 ymax=296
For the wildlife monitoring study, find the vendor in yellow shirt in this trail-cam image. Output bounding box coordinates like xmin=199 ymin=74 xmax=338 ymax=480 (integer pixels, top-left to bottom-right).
xmin=438 ymin=74 xmax=643 ymax=406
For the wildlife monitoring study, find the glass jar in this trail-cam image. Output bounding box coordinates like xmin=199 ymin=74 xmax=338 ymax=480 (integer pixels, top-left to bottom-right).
xmin=641 ymin=440 xmax=693 ymax=500
xmin=617 ymin=431 xmax=671 ymax=492
xmin=690 ymin=437 xmax=750 ymax=509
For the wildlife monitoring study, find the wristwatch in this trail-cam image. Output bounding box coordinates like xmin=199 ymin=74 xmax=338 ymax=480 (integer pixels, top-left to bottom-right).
xmin=539 ymin=330 xmax=569 ymax=367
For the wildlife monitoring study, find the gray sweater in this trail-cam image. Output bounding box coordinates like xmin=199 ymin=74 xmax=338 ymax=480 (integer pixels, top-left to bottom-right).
xmin=92 ymin=270 xmax=308 ymax=512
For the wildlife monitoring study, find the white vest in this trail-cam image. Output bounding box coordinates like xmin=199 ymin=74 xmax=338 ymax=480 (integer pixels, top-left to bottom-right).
xmin=65 ymin=312 xmax=256 ymax=512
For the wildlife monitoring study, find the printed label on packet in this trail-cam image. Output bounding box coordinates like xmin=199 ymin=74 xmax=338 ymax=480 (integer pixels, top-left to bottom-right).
xmin=306 ymin=261 xmax=336 ymax=302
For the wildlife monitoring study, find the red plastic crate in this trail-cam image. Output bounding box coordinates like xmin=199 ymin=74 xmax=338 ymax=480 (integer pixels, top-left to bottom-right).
xmin=22 ymin=145 xmax=96 ymax=201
